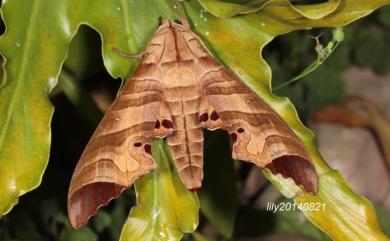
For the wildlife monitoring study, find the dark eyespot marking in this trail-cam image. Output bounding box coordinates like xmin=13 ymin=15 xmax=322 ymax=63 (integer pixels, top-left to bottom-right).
xmin=237 ymin=128 xmax=244 ymax=133
xmin=231 ymin=132 xmax=237 ymax=142
xmin=162 ymin=119 xmax=173 ymax=129
xmin=210 ymin=111 xmax=220 ymax=121
xmin=155 ymin=120 xmax=161 ymax=129
xmin=134 ymin=142 xmax=142 ymax=147
xmin=144 ymin=144 xmax=152 ymax=155
xmin=199 ymin=113 xmax=209 ymax=122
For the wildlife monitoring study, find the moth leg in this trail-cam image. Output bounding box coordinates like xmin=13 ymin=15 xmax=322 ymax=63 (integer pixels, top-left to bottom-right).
xmin=112 ymin=47 xmax=145 ymax=59
xmin=155 ymin=101 xmax=174 ymax=138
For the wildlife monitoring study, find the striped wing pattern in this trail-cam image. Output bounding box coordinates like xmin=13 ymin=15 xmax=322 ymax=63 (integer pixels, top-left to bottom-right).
xmin=68 ymin=20 xmax=318 ymax=229
xmin=67 ymin=64 xmax=163 ymax=228
xmin=198 ymin=56 xmax=318 ymax=194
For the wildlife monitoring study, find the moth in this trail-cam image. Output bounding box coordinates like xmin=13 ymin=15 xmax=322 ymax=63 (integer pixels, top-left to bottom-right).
xmin=68 ymin=17 xmax=318 ymax=229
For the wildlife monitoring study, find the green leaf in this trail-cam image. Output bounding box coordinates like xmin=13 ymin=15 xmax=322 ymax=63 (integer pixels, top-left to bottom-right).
xmin=0 ymin=0 xmax=178 ymax=216
xmin=198 ymin=0 xmax=342 ymax=19
xmin=119 ymin=140 xmax=199 ymax=241
xmin=199 ymin=131 xmax=237 ymax=238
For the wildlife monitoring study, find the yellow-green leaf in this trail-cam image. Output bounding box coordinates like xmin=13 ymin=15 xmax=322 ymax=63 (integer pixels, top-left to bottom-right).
xmin=119 ymin=140 xmax=199 ymax=241
xmin=0 ymin=0 xmax=73 ymax=215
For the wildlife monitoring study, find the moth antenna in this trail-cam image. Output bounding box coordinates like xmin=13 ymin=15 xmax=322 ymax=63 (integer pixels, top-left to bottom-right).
xmin=172 ymin=0 xmax=190 ymax=29
xmin=112 ymin=47 xmax=144 ymax=59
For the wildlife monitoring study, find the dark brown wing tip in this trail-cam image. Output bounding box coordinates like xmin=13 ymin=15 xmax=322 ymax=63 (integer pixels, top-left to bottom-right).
xmin=265 ymin=155 xmax=318 ymax=194
xmin=67 ymin=183 xmax=126 ymax=229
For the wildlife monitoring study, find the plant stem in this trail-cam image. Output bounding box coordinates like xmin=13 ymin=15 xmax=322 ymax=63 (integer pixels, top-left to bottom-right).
xmin=273 ymin=27 xmax=344 ymax=92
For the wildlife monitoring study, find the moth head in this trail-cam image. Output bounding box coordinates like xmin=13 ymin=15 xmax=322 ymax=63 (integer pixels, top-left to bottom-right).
xmin=154 ymin=20 xmax=186 ymax=34
xmin=167 ymin=20 xmax=188 ymax=31
xmin=153 ymin=20 xmax=172 ymax=36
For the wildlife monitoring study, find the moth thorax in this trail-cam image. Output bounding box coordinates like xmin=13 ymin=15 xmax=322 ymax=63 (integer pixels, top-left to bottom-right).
xmin=162 ymin=67 xmax=196 ymax=86
xmin=162 ymin=67 xmax=201 ymax=101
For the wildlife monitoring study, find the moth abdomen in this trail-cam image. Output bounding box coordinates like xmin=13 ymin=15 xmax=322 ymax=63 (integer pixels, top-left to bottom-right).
xmin=166 ymin=114 xmax=205 ymax=190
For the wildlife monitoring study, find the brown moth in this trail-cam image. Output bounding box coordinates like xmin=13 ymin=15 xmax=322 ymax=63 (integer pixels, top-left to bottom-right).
xmin=68 ymin=18 xmax=318 ymax=228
